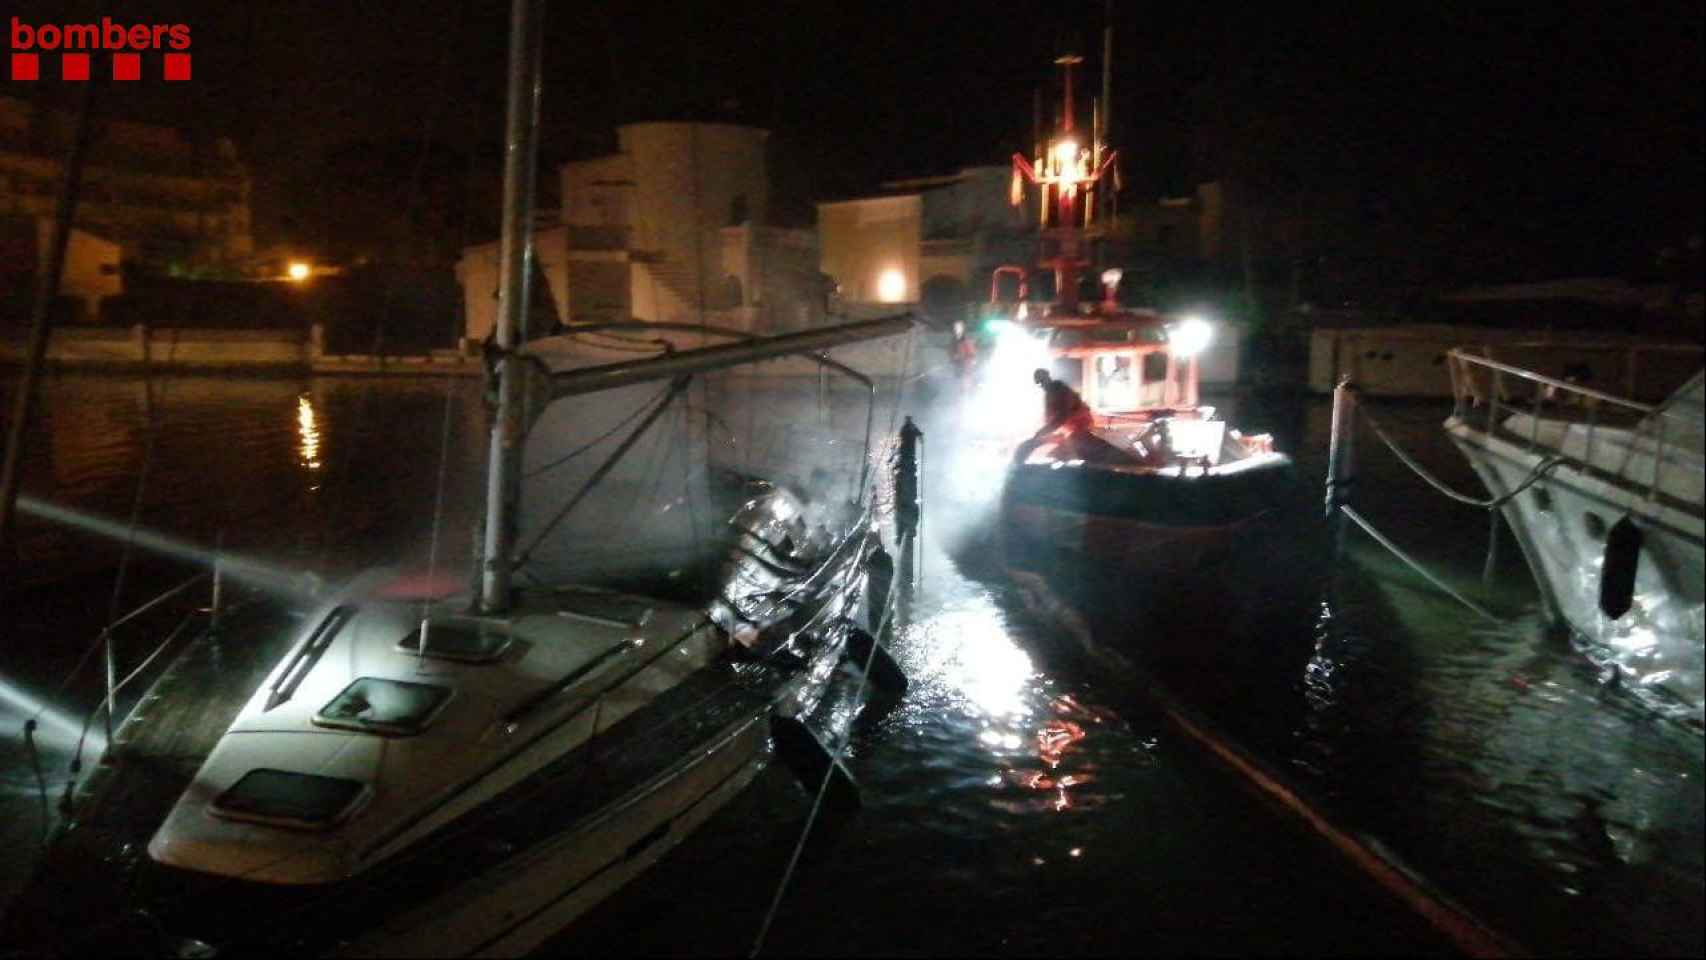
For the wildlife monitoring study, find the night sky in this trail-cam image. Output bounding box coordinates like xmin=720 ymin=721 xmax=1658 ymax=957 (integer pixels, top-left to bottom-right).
xmin=17 ymin=1 xmax=1704 ymax=279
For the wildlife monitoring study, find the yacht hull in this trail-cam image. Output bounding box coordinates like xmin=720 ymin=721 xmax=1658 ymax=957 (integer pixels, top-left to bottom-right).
xmin=1448 ymin=419 xmax=1705 ymax=724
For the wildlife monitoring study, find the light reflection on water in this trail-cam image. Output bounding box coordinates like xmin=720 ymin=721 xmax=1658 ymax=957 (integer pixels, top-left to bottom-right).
xmin=883 ymin=585 xmax=1119 ymax=815
xmin=898 ymin=597 xmax=1037 ymax=726
xmin=295 ymin=394 xmax=322 ymax=471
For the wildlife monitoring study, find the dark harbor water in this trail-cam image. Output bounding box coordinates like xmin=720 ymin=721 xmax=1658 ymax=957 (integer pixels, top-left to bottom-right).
xmin=1 ymin=367 xmax=1700 ymax=956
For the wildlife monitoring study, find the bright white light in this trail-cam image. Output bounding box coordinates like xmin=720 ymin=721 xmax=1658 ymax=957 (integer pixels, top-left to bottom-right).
xmin=15 ymin=495 xmax=322 ymax=600
xmin=1100 ymin=268 xmax=1122 ymax=288
xmin=1170 ymin=315 xmax=1213 ymax=357
xmin=876 ymin=267 xmax=907 ymax=303
xmin=1052 ymin=139 xmax=1080 ymax=170
xmin=287 ymin=261 xmax=311 ymax=282
xmin=965 ymin=324 xmax=1057 ymax=443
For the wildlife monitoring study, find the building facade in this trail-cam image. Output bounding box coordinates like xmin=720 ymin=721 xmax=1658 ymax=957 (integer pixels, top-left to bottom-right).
xmin=0 ymin=216 xmax=123 ymax=322
xmin=459 ymin=122 xmax=826 ymax=343
xmin=0 ymin=96 xmax=253 ymax=276
xmin=817 ymin=166 xmax=1029 ymax=319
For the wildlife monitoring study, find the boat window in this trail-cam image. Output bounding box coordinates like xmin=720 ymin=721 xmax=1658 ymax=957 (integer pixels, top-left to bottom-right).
xmin=313 ymin=677 xmax=454 ymax=735
xmin=210 ymin=769 xmax=372 ymax=831
xmin=1142 ymin=352 xmax=1169 ymax=384
xmin=1051 ymin=325 xmax=1166 ymax=348
xmin=398 ymin=619 xmax=513 ymax=663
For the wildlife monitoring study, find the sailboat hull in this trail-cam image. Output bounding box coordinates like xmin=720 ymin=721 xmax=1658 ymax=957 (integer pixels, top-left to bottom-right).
xmin=2 ymin=538 xmax=872 ymax=956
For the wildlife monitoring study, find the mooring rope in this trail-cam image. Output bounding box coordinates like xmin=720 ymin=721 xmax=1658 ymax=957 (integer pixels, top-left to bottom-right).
xmin=1341 ymin=505 xmax=1501 ymax=624
xmin=1360 ymin=404 xmax=1565 ymax=509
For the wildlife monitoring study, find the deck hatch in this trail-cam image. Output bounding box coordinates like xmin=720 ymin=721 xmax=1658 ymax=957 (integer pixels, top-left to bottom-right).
xmin=209 ymin=769 xmax=372 ymax=830
xmin=313 ymin=676 xmax=454 ymax=735
xmin=398 ymin=619 xmax=513 ymax=663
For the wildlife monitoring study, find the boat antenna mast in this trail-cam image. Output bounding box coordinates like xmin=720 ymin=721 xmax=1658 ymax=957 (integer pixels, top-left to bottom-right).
xmin=478 ymin=0 xmax=546 ymax=614
xmin=1009 ymin=51 xmax=1119 ymax=316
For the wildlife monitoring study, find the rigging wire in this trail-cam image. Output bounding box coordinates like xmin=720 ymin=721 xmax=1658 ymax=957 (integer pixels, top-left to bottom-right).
xmin=415 ymin=309 xmax=467 ymax=669
xmin=524 ymin=381 xmax=677 ymax=478
xmin=313 ymin=0 xmax=467 ymax=575
xmin=1361 ymin=403 xmax=1564 ymax=509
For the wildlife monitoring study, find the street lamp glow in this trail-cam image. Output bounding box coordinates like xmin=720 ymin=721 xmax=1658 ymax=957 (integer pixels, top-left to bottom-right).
xmin=1170 ymin=315 xmax=1213 ymax=357
xmin=287 ymin=261 xmax=311 ymax=282
xmin=876 ymin=267 xmax=906 ymax=303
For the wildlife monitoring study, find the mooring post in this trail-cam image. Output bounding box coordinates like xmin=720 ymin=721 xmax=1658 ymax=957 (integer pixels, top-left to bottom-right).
xmin=915 ymin=428 xmax=925 ymax=583
xmin=895 ymin=416 xmax=923 ymax=582
xmin=1326 ymin=378 xmax=1358 ymax=562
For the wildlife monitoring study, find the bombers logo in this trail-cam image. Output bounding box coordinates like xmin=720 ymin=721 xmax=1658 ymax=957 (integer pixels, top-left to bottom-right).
xmin=10 ymin=17 xmax=191 ymax=81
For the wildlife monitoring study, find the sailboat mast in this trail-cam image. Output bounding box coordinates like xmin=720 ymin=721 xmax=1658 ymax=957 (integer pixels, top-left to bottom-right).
xmin=479 ymin=0 xmax=546 ymax=614
xmin=1101 ymin=2 xmax=1114 ymax=226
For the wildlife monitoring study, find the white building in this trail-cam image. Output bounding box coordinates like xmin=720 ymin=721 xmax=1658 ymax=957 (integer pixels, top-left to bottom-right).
xmin=458 ymin=122 xmax=824 ymax=343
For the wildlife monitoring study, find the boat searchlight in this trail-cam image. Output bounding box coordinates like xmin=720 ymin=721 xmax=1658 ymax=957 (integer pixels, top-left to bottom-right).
xmin=1169 ymin=315 xmax=1213 ymax=358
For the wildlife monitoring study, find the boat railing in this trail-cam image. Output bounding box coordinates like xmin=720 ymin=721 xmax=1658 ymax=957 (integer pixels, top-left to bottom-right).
xmin=1447 ymin=348 xmax=1702 ymax=513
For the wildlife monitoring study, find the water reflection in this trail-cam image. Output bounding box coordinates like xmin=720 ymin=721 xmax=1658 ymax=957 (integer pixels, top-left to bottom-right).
xmin=296 ymin=395 xmax=322 ymax=471
xmin=903 ymin=597 xmax=1037 ymax=727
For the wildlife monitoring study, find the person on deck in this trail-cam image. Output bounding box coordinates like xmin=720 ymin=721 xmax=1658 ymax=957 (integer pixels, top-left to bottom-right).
xmin=1014 ymin=368 xmax=1094 ymax=463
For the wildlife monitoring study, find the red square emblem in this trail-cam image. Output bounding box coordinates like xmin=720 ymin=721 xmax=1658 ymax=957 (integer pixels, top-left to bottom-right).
xmin=113 ymin=53 xmax=141 ymax=81
xmin=164 ymin=53 xmax=191 ymax=82
xmin=10 ymin=53 xmax=38 ymax=81
xmin=61 ymin=53 xmax=90 ymax=81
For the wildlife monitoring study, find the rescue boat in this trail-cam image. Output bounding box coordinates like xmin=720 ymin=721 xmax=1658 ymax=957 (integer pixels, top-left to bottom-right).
xmin=985 ymin=55 xmax=1294 ymax=593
